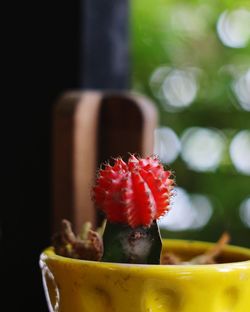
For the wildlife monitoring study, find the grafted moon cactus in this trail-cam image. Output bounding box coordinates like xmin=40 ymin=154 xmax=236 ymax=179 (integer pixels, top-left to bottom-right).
xmin=93 ymin=155 xmax=174 ymax=264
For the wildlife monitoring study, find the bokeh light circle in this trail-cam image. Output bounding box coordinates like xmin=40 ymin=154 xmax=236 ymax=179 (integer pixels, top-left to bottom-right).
xmin=189 ymin=194 xmax=213 ymax=230
xmin=149 ymin=66 xmax=171 ymax=98
xmin=239 ymin=197 xmax=250 ymax=228
xmin=232 ymin=69 xmax=250 ymax=111
xmin=149 ymin=66 xmax=199 ymax=112
xmin=159 ymin=187 xmax=213 ymax=231
xmin=181 ymin=127 xmax=226 ymax=172
xmin=162 ymin=69 xmax=198 ymax=109
xmin=217 ymin=9 xmax=250 ymax=48
xmin=154 ymin=127 xmax=181 ymax=164
xmin=230 ymin=130 xmax=250 ymax=175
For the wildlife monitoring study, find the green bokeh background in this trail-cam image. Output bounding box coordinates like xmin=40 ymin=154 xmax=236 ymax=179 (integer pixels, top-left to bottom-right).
xmin=132 ymin=0 xmax=250 ymax=246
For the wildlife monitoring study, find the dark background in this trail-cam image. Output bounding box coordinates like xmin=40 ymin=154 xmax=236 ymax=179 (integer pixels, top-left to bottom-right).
xmin=3 ymin=2 xmax=80 ymax=311
xmin=3 ymin=1 xmax=129 ymax=310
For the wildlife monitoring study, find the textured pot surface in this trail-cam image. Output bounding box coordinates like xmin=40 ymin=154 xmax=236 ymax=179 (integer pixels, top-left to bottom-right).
xmin=40 ymin=239 xmax=250 ymax=312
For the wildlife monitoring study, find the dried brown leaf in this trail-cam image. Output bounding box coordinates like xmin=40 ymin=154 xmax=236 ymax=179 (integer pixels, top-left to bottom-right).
xmin=52 ymin=219 xmax=103 ymax=261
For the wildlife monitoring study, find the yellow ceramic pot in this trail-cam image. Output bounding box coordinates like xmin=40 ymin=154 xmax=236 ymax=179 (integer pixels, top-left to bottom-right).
xmin=40 ymin=239 xmax=250 ymax=312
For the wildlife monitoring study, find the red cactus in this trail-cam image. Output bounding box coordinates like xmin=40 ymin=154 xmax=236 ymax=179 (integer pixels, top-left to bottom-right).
xmin=93 ymin=155 xmax=174 ymax=228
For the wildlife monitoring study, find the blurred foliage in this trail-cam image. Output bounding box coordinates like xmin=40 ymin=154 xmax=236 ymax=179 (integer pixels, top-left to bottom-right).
xmin=132 ymin=0 xmax=250 ymax=246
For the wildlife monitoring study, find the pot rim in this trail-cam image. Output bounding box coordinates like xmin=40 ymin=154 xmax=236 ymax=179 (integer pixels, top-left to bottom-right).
xmin=40 ymin=239 xmax=250 ymax=271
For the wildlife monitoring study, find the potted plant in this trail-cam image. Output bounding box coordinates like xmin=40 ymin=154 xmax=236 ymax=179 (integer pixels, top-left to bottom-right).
xmin=40 ymin=155 xmax=250 ymax=312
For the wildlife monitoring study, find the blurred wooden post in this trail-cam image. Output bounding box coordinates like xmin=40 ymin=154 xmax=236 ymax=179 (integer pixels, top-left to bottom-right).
xmin=52 ymin=91 xmax=158 ymax=233
xmin=53 ymin=91 xmax=101 ymax=232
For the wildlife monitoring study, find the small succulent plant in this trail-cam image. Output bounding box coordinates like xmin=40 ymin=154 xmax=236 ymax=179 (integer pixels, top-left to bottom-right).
xmin=92 ymin=155 xmax=174 ymax=264
xmin=52 ymin=155 xmax=230 ymax=265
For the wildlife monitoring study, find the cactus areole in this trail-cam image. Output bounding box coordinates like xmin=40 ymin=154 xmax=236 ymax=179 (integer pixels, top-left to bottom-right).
xmin=93 ymin=155 xmax=174 ymax=264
